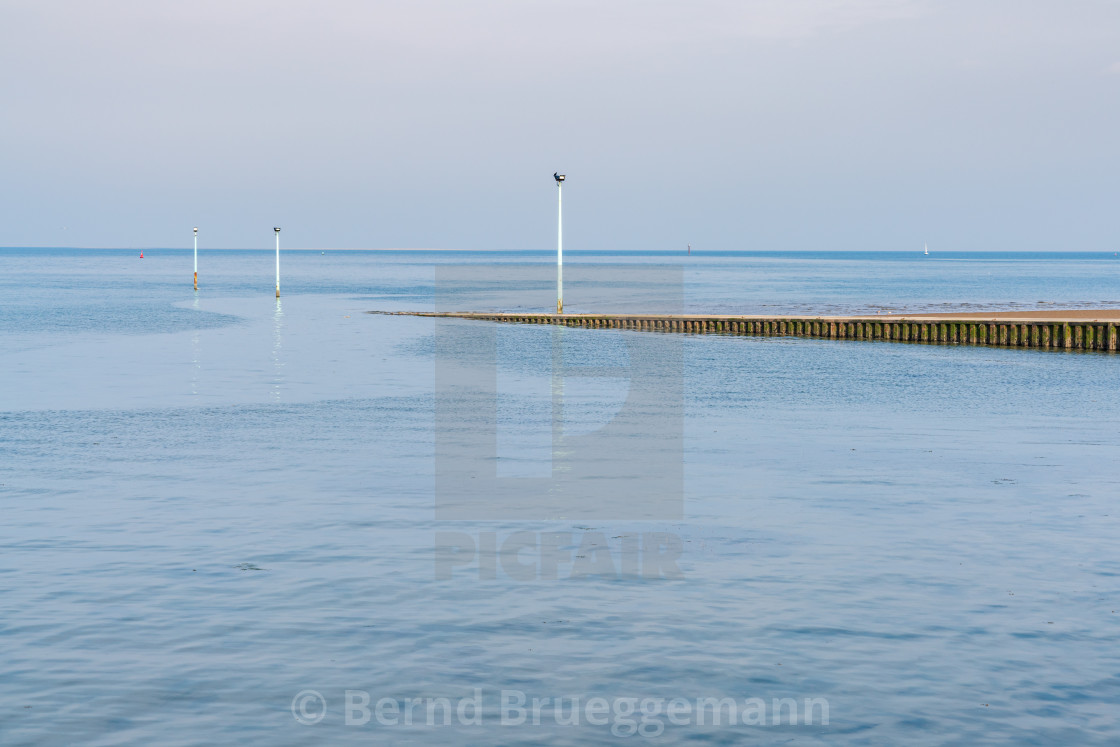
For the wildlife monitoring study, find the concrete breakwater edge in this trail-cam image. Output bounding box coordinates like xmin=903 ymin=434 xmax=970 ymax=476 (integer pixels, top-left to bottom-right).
xmin=379 ymin=310 xmax=1120 ymax=353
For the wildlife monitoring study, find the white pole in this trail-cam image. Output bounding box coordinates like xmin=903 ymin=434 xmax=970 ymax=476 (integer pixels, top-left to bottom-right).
xmin=193 ymin=227 xmax=198 ymax=290
xmin=274 ymin=227 xmax=281 ymax=298
xmin=557 ymin=180 xmax=563 ymax=314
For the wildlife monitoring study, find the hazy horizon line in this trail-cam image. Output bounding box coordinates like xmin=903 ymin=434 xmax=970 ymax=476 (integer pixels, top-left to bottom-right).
xmin=3 ymin=247 xmax=1118 ymax=254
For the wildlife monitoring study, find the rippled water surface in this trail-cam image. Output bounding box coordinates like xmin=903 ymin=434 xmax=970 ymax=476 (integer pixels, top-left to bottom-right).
xmin=2 ymin=249 xmax=1119 ymax=745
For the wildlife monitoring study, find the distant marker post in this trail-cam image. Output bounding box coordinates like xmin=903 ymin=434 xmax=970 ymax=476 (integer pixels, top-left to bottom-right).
xmin=274 ymin=227 xmax=281 ymax=298
xmin=193 ymin=227 xmax=198 ymax=290
xmin=553 ymin=172 xmax=565 ymax=314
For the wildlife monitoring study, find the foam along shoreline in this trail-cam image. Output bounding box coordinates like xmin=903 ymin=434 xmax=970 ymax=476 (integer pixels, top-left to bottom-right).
xmin=382 ymin=309 xmax=1120 ymax=352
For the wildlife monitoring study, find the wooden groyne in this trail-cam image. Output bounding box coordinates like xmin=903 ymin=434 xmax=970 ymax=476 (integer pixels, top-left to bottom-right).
xmin=389 ymin=311 xmax=1120 ymax=352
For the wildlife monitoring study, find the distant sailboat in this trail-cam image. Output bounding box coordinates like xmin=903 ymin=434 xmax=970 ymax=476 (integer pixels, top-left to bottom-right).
xmin=924 ymin=243 xmax=929 ymax=256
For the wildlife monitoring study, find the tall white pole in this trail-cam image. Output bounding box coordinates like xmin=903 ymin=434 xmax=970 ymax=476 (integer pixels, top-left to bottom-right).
xmin=193 ymin=227 xmax=198 ymax=290
xmin=557 ymin=180 xmax=563 ymax=315
xmin=274 ymin=227 xmax=281 ymax=298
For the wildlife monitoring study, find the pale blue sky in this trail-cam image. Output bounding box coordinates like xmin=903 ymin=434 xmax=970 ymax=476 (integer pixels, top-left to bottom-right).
xmin=2 ymin=0 xmax=1118 ymax=250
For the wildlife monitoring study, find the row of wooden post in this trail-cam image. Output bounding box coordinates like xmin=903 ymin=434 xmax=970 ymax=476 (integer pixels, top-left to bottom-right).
xmin=463 ymin=315 xmax=1120 ymax=352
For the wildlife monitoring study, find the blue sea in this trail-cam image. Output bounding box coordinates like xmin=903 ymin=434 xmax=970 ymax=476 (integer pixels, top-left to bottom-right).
xmin=2 ymin=248 xmax=1119 ymax=745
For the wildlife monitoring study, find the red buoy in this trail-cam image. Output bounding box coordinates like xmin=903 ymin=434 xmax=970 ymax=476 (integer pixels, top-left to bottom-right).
xmin=140 ymin=251 xmax=144 ymax=258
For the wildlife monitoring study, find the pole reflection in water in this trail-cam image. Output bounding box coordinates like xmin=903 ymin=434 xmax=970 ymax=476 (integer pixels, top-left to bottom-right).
xmin=272 ymin=299 xmax=284 ymax=401
xmin=190 ymin=295 xmax=201 ymax=397
xmin=550 ymin=323 xmax=571 ymax=476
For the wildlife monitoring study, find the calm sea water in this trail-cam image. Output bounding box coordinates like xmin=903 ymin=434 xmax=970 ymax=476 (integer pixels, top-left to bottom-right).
xmin=2 ymin=248 xmax=1119 ymax=745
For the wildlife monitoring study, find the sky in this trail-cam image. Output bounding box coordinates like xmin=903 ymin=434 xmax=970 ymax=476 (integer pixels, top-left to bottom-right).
xmin=1 ymin=0 xmax=1118 ymax=251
